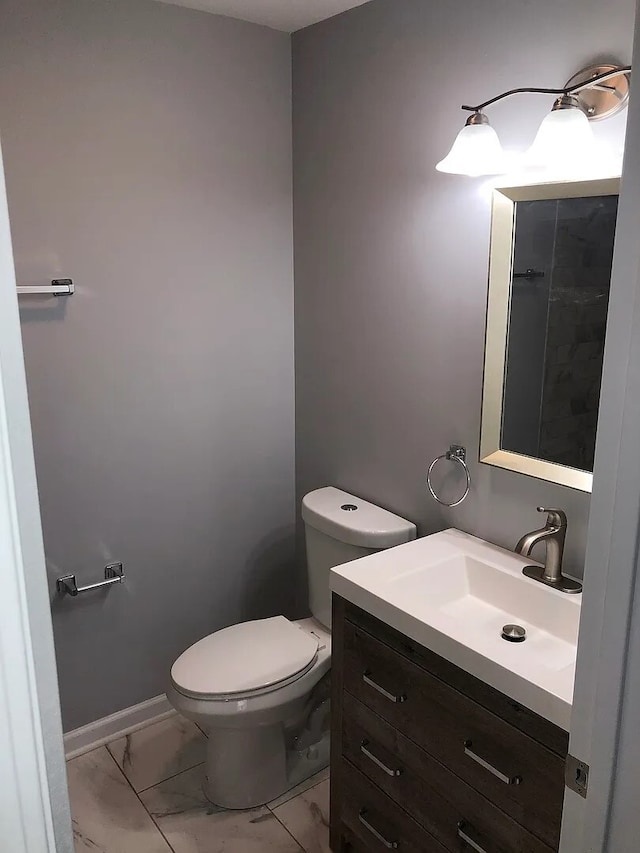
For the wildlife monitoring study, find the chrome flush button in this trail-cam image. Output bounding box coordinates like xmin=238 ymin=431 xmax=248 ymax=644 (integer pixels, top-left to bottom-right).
xmin=502 ymin=624 xmax=526 ymax=643
xmin=341 ymin=504 xmax=358 ymax=511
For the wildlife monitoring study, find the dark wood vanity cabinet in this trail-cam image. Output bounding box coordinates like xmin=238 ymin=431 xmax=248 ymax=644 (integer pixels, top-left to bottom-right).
xmin=330 ymin=595 xmax=569 ymax=853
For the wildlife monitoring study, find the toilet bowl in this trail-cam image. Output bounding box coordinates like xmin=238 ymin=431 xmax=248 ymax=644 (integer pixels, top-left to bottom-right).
xmin=168 ymin=486 xmax=416 ymax=809
xmin=168 ymin=616 xmax=331 ymax=809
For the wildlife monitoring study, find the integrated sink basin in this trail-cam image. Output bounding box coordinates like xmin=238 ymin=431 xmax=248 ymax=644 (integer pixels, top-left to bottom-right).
xmin=388 ymin=553 xmax=578 ymax=672
xmin=330 ymin=528 xmax=581 ymax=729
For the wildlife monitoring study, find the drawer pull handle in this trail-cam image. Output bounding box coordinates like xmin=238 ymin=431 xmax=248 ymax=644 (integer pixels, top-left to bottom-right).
xmin=363 ymin=672 xmax=407 ymax=704
xmin=360 ymin=740 xmax=403 ymax=777
xmin=463 ymin=740 xmax=522 ymax=786
xmin=457 ymin=821 xmax=488 ymax=853
xmin=358 ymin=809 xmax=399 ymax=849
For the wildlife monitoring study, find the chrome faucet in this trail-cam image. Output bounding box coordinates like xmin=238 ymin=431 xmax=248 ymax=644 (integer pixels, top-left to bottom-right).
xmin=515 ymin=507 xmax=582 ymax=594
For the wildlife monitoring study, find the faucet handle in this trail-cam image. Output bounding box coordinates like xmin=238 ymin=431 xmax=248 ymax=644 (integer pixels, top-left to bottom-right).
xmin=537 ymin=506 xmax=567 ymax=528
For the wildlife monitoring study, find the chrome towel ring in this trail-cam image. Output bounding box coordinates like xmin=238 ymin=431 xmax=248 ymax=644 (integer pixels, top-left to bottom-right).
xmin=427 ymin=445 xmax=471 ymax=507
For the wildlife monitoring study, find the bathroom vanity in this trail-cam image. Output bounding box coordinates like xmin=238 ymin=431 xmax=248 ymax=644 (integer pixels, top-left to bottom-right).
xmin=330 ymin=596 xmax=567 ymax=852
xmin=329 ymin=529 xmax=579 ymax=853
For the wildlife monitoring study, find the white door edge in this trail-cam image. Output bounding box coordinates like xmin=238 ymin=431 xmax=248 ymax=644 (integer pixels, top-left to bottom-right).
xmin=0 ymin=134 xmax=72 ymax=852
xmin=560 ymin=3 xmax=640 ymax=849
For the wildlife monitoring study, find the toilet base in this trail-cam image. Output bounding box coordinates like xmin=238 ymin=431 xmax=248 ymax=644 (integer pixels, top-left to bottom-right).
xmin=202 ymin=725 xmax=330 ymax=810
xmin=204 ymin=725 xmax=286 ymax=809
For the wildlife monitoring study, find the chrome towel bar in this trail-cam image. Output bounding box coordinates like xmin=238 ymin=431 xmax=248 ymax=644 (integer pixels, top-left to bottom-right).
xmin=17 ymin=278 xmax=75 ymax=297
xmin=56 ymin=562 xmax=124 ymax=597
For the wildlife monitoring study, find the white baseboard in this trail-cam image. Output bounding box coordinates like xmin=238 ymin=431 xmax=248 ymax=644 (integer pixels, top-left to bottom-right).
xmin=64 ymin=694 xmax=176 ymax=760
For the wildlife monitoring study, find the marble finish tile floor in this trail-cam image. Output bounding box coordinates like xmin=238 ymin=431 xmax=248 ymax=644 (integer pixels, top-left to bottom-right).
xmin=272 ymin=779 xmax=330 ymax=853
xmin=67 ymin=714 xmax=330 ymax=852
xmin=107 ymin=716 xmax=207 ymax=792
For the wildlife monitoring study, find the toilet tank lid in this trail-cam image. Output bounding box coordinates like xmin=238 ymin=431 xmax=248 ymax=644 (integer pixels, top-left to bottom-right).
xmin=302 ymin=487 xmax=416 ymax=548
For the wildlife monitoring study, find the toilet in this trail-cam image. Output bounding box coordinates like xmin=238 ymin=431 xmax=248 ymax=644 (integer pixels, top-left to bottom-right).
xmin=167 ymin=486 xmax=416 ymax=809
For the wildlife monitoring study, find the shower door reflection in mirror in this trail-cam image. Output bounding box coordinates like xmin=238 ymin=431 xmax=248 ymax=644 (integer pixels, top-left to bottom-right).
xmin=480 ymin=178 xmax=619 ymax=492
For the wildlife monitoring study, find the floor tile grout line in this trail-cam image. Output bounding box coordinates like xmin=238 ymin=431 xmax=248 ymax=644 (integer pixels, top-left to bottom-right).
xmin=270 ymin=811 xmax=306 ymax=852
xmin=136 ymin=760 xmax=207 ymax=794
xmin=267 ymin=773 xmax=330 ymax=814
xmin=270 ymin=774 xmax=330 ymax=852
xmin=102 ymin=745 xmax=179 ymax=853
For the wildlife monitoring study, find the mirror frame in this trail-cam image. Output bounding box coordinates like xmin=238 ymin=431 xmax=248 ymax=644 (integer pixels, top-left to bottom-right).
xmin=480 ymin=176 xmax=620 ymax=493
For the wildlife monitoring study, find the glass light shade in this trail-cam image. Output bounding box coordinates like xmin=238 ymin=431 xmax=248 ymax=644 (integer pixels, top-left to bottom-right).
xmin=436 ymin=121 xmax=507 ymax=177
xmin=525 ymin=106 xmax=596 ymax=168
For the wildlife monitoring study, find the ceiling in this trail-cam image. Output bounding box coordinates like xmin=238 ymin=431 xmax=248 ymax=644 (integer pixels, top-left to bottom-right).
xmin=152 ymin=0 xmax=374 ymax=32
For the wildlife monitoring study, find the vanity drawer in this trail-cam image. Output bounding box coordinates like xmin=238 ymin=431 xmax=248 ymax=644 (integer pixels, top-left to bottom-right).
xmin=343 ymin=620 xmax=565 ymax=848
xmin=342 ymin=692 xmax=552 ymax=853
xmin=343 ymin=600 xmax=569 ymax=757
xmin=341 ymin=761 xmax=449 ymax=853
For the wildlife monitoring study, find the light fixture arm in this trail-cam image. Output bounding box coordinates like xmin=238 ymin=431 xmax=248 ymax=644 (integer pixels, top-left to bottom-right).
xmin=461 ymin=65 xmax=631 ymax=113
xmin=437 ymin=60 xmax=630 ymax=177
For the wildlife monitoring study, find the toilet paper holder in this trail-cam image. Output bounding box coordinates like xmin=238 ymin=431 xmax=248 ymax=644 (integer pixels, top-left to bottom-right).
xmin=56 ymin=562 xmax=125 ymax=597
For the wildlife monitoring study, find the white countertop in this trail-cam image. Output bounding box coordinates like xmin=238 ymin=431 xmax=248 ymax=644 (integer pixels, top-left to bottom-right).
xmin=330 ymin=528 xmax=580 ymax=730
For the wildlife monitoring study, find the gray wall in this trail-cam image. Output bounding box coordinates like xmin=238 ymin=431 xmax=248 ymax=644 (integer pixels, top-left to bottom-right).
xmin=0 ymin=0 xmax=295 ymax=730
xmin=292 ymin=0 xmax=634 ymax=578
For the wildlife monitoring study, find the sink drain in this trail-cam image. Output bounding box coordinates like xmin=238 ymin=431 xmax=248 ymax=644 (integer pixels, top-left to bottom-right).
xmin=502 ymin=624 xmax=526 ymax=643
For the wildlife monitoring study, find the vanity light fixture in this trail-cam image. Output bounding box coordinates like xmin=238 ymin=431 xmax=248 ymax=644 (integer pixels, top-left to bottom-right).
xmin=436 ymin=63 xmax=631 ymax=176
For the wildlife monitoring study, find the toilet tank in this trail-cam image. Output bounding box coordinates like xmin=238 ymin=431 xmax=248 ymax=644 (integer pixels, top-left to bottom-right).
xmin=302 ymin=487 xmax=416 ymax=629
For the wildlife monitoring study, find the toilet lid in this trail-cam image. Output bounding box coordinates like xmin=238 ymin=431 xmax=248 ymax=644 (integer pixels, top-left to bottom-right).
xmin=171 ymin=616 xmax=319 ymax=698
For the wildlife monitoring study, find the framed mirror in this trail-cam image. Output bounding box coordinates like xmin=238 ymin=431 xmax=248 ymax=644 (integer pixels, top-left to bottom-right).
xmin=480 ymin=177 xmax=619 ymax=492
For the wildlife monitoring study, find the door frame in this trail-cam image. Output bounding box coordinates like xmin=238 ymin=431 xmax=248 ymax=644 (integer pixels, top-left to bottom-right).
xmin=0 ymin=135 xmax=72 ymax=853
xmin=560 ymin=1 xmax=640 ymax=848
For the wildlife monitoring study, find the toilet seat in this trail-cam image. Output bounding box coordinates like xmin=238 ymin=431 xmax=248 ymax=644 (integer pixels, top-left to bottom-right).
xmin=171 ymin=616 xmax=319 ymax=701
